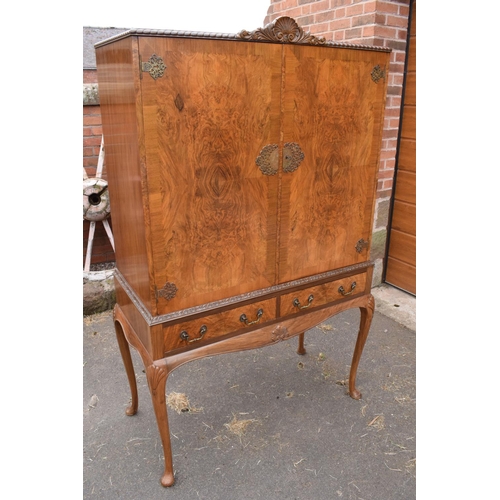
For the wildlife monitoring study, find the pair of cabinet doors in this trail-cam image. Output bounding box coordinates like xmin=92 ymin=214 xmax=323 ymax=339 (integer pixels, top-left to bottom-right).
xmin=133 ymin=36 xmax=387 ymax=315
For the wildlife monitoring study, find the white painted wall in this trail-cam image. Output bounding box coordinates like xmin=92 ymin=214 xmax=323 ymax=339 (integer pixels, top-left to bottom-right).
xmin=82 ymin=0 xmax=271 ymax=33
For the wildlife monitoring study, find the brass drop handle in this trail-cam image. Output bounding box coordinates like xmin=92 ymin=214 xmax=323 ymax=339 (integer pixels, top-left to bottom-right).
xmin=338 ymin=282 xmax=357 ymax=296
xmin=180 ymin=325 xmax=207 ymax=343
xmin=240 ymin=308 xmax=264 ymax=326
xmin=293 ymin=294 xmax=314 ymax=310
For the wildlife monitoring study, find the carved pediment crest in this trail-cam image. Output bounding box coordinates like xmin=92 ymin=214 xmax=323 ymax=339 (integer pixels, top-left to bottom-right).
xmin=237 ymin=16 xmax=326 ymax=46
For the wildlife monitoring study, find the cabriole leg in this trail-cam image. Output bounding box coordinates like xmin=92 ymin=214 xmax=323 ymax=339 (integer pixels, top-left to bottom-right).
xmin=348 ymin=294 xmax=375 ymax=400
xmin=146 ymin=361 xmax=175 ymax=487
xmin=113 ymin=316 xmax=139 ymax=416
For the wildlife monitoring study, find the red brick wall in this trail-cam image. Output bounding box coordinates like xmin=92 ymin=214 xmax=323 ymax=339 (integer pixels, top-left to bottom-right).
xmin=264 ymin=0 xmax=411 ymax=283
xmin=83 ymin=68 xmax=115 ymax=268
xmin=83 ymin=105 xmax=103 ymax=176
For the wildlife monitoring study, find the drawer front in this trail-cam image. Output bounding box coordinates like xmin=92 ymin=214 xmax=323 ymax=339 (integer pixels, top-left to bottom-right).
xmin=279 ymin=272 xmax=367 ymax=317
xmin=163 ymin=298 xmax=277 ymax=353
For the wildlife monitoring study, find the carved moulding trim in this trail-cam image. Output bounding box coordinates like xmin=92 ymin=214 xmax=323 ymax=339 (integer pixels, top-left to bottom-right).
xmin=114 ymin=261 xmax=373 ymax=327
xmin=94 ymin=20 xmax=390 ymax=53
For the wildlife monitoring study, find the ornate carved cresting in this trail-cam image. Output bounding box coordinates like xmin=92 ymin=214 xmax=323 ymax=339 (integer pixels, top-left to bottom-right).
xmin=141 ymin=54 xmax=167 ymax=80
xmin=238 ymin=16 xmax=326 ymax=45
xmin=283 ymin=142 xmax=305 ymax=173
xmin=256 ymin=144 xmax=279 ymax=175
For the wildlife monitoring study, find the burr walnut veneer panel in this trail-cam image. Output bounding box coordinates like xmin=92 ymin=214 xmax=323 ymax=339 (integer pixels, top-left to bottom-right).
xmin=279 ymin=45 xmax=388 ymax=283
xmin=139 ymin=37 xmax=282 ymax=314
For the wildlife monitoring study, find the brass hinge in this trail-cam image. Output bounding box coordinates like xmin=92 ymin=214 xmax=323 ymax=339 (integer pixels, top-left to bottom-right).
xmin=355 ymin=239 xmax=369 ymax=253
xmin=141 ymin=54 xmax=167 ymax=80
xmin=371 ymin=65 xmax=386 ymax=83
xmin=155 ymin=282 xmax=178 ymax=300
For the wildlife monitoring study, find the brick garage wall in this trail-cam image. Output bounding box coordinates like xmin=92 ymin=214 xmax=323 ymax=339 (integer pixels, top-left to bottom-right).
xmin=264 ymin=0 xmax=411 ymax=285
xmin=83 ymin=70 xmax=115 ymax=268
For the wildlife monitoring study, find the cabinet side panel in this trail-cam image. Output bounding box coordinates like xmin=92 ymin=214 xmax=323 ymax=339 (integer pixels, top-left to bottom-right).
xmin=279 ymin=45 xmax=389 ymax=283
xmin=114 ymin=278 xmax=153 ymax=356
xmin=96 ymin=38 xmax=154 ymax=312
xmin=138 ymin=38 xmax=282 ymax=314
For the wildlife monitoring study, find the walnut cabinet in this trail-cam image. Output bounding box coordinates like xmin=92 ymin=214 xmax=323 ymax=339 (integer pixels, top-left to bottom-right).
xmin=95 ymin=17 xmax=390 ymax=487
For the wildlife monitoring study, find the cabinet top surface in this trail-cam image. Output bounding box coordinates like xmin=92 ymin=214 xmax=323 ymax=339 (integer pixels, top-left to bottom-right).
xmin=94 ymin=16 xmax=391 ymax=53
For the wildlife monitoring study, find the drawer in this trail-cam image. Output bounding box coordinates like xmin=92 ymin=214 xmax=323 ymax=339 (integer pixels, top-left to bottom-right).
xmin=279 ymin=272 xmax=367 ymax=317
xmin=163 ymin=298 xmax=277 ymax=353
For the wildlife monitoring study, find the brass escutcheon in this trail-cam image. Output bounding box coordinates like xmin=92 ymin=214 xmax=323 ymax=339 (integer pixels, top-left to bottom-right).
xmin=256 ymin=144 xmax=279 ymax=175
xmin=283 ymin=142 xmax=305 ymax=173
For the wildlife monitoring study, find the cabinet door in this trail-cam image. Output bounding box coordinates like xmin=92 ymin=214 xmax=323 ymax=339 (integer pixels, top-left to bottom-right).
xmin=139 ymin=37 xmax=282 ymax=314
xmin=278 ymin=45 xmax=388 ymax=283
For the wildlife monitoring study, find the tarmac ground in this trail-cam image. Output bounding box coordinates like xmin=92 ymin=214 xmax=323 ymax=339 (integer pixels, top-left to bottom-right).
xmin=83 ymin=285 xmax=415 ymax=499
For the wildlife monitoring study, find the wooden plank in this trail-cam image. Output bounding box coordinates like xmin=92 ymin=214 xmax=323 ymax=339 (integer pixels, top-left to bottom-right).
xmin=384 ymin=1 xmax=417 ymax=295
xmin=385 ymin=257 xmax=416 ymax=295
xmin=393 ymin=170 xmax=416 ymax=205
xmin=391 ymin=200 xmax=416 ymax=235
xmin=397 ymin=138 xmax=416 ymax=173
xmin=407 ymin=35 xmax=416 ymax=72
xmin=410 ymin=1 xmax=416 ymax=36
xmin=400 ymin=105 xmax=416 ymax=140
xmin=404 ymin=72 xmax=416 ymax=106
xmin=388 ymin=229 xmax=415 ymax=265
